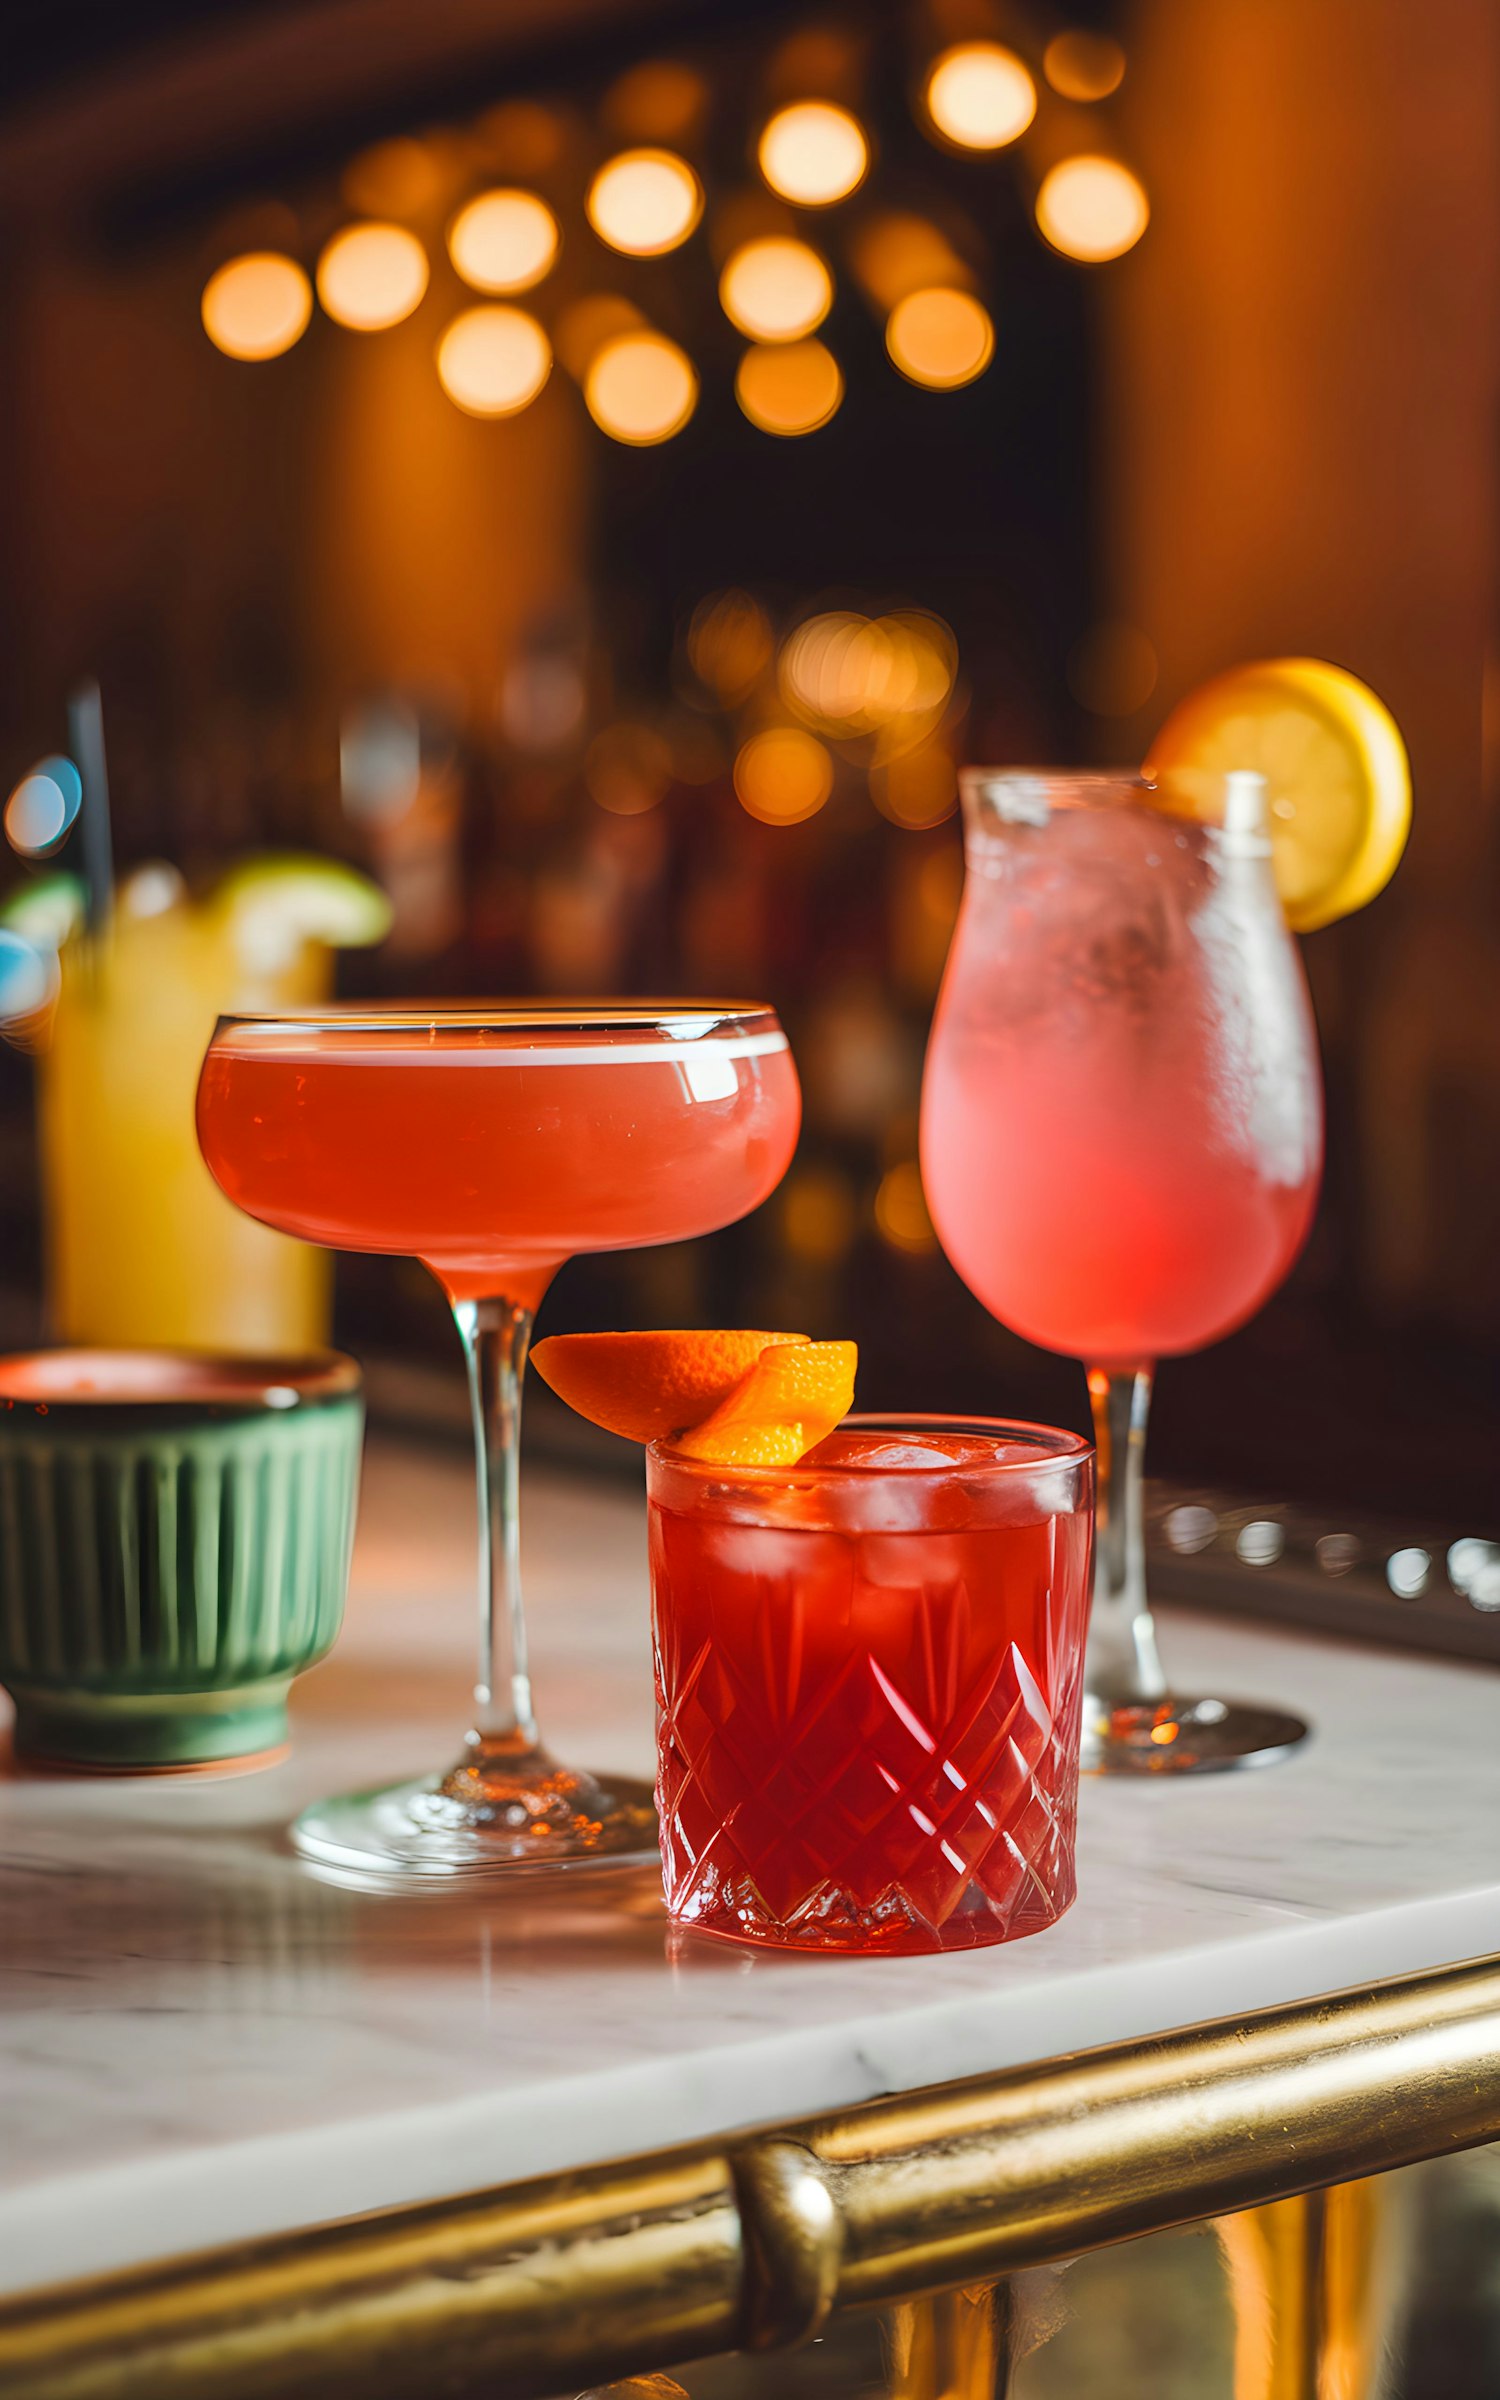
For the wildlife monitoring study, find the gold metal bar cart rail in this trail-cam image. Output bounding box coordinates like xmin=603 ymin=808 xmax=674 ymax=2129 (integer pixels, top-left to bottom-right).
xmin=4 ymin=1950 xmax=1499 ymax=2400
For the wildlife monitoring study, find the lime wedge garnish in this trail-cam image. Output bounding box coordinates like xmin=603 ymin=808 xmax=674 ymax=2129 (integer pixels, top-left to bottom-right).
xmin=0 ymin=872 xmax=85 ymax=952
xmin=213 ymin=855 xmax=393 ymax=971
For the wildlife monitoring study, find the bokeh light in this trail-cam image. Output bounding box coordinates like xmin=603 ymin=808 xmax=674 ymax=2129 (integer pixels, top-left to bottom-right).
xmin=780 ymin=1165 xmax=857 ymax=1265
xmin=436 ymin=306 xmax=551 ymax=416
xmin=885 ymin=288 xmax=994 ymax=389
xmin=586 ymin=723 xmax=673 ymax=814
xmin=340 ymin=700 xmax=422 ymax=825
xmin=5 ymin=756 xmax=83 ymax=857
xmin=343 ymin=136 xmax=451 ymax=220
xmin=0 ymin=932 xmax=59 ymax=1034
xmin=585 ymin=330 xmax=698 ymax=443
xmin=719 ymin=238 xmax=833 ymax=342
xmin=448 ymin=190 xmax=559 ymax=293
xmin=735 ymin=339 xmax=844 ymax=436
xmin=500 ymin=654 xmax=588 ymax=754
xmin=316 ymin=223 xmax=429 ymax=330
xmin=871 ymin=745 xmax=959 ymax=828
xmin=477 ymin=99 xmax=565 ymax=178
xmin=1044 ymin=31 xmax=1127 ymax=100
xmin=781 ymin=611 xmax=956 ymax=737
xmin=1035 ymin=157 xmax=1149 ymax=261
xmin=850 ymin=213 xmax=968 ymax=311
xmin=734 ymin=727 xmax=834 ymax=824
xmin=874 ymin=1160 xmax=938 ymax=1254
xmin=924 ymin=43 xmax=1036 ymax=150
xmin=201 ymin=252 xmax=312 ymax=360
xmin=687 ymin=590 xmax=774 ymax=700
xmin=1067 ymin=622 xmax=1159 ymax=715
xmin=757 ymin=102 xmax=868 ymax=206
xmin=604 ymin=60 xmax=708 ymax=144
xmin=586 ymin=149 xmax=703 ymax=255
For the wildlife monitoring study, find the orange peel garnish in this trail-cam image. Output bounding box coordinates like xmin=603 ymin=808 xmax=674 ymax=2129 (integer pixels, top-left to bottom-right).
xmin=530 ymin=1329 xmax=809 ymax=1445
xmin=672 ymin=1340 xmax=857 ymax=1467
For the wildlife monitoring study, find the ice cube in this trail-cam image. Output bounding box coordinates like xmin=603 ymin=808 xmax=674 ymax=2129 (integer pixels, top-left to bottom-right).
xmin=847 ymin=1439 xmax=969 ymax=1472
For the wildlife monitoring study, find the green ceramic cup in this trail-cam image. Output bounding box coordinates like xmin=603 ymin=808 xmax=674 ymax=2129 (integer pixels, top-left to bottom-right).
xmin=0 ymin=1350 xmax=363 ymax=1771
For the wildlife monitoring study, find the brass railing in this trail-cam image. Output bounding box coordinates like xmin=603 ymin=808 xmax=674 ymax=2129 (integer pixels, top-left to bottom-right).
xmin=4 ymin=1950 xmax=1500 ymax=2400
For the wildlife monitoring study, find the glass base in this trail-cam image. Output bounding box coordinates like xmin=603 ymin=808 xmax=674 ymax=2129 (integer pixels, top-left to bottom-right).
xmin=291 ymin=1736 xmax=658 ymax=1884
xmin=1083 ymin=1694 xmax=1310 ymax=1775
xmin=668 ymin=1878 xmax=1075 ymax=1956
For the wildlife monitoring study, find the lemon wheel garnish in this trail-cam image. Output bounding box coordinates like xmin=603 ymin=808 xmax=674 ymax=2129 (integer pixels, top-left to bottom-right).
xmin=1144 ymin=657 xmax=1410 ymax=932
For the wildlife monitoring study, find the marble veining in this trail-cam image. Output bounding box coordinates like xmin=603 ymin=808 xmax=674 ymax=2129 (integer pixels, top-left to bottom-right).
xmin=2 ymin=1439 xmax=1498 ymax=2300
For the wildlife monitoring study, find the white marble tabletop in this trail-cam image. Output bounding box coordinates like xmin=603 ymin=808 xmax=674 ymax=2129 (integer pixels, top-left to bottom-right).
xmin=2 ymin=1436 xmax=1498 ymax=2303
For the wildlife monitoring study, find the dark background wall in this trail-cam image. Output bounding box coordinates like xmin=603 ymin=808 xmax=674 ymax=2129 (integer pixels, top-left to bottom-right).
xmin=0 ymin=0 xmax=1495 ymax=1521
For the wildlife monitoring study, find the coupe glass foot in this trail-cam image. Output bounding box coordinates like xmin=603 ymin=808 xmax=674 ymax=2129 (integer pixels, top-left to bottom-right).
xmin=1082 ymin=1694 xmax=1310 ymax=1776
xmin=292 ymin=1740 xmax=658 ymax=1883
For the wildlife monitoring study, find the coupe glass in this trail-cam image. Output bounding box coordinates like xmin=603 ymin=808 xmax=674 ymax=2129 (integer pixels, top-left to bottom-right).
xmin=920 ymin=770 xmax=1324 ymax=1773
xmin=196 ymin=1002 xmax=801 ymax=1878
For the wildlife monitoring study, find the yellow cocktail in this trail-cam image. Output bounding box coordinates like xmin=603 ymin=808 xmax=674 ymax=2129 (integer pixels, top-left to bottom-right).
xmin=29 ymin=860 xmax=389 ymax=1352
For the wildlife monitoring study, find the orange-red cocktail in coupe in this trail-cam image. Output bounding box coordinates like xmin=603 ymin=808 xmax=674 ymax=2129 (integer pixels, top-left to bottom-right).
xmin=197 ymin=1011 xmax=799 ymax=1309
xmin=196 ymin=1003 xmax=801 ymax=1882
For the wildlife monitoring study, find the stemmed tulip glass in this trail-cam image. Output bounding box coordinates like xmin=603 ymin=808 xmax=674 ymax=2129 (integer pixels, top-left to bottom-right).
xmin=197 ymin=1001 xmax=801 ymax=1876
xmin=921 ymin=770 xmax=1323 ymax=1772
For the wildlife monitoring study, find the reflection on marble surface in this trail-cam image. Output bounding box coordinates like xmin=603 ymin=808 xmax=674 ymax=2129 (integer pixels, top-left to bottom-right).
xmin=2 ymin=1440 xmax=1498 ymax=2298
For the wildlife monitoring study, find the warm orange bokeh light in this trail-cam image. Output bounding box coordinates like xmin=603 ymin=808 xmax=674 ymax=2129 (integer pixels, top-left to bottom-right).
xmin=871 ymin=745 xmax=959 ymax=829
xmin=201 ymin=253 xmax=312 ymax=360
xmin=436 ymin=306 xmax=552 ymax=416
xmin=687 ymin=590 xmax=774 ymax=700
xmin=924 ymin=42 xmax=1036 ymax=151
xmin=735 ymin=339 xmax=844 ymax=436
xmin=719 ymin=238 xmax=833 ymax=342
xmin=586 ymin=149 xmax=702 ymax=255
xmin=885 ymin=288 xmax=994 ymax=389
xmin=604 ymin=60 xmax=708 ymax=144
xmin=780 ymin=1166 xmax=857 ymax=1266
xmin=478 ymin=99 xmax=565 ymax=178
xmin=781 ymin=611 xmax=956 ymax=735
xmin=874 ymin=1160 xmax=939 ymax=1253
xmin=585 ymin=330 xmax=698 ymax=443
xmin=757 ymin=102 xmax=868 ymax=206
xmin=734 ymin=727 xmax=834 ymax=824
xmin=1035 ymin=156 xmax=1149 ymax=261
xmin=316 ymin=223 xmax=429 ymax=330
xmin=850 ymin=213 xmax=968 ymax=311
xmin=448 ymin=190 xmax=559 ymax=293
xmin=1043 ymin=31 xmax=1127 ymax=101
xmin=343 ymin=136 xmax=451 ymax=220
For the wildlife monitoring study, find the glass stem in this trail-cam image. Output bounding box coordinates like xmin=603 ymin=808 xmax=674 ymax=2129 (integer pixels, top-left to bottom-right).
xmin=1084 ymin=1363 xmax=1167 ymax=1705
xmin=452 ymin=1295 xmax=539 ymax=1755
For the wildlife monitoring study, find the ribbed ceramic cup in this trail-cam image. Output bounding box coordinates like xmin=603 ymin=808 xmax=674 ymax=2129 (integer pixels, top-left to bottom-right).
xmin=0 ymin=1350 xmax=363 ymax=1771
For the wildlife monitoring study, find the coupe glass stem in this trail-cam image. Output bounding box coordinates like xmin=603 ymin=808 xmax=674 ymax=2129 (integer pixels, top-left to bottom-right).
xmin=1084 ymin=1364 xmax=1167 ymax=1705
xmin=452 ymin=1295 xmax=538 ymax=1751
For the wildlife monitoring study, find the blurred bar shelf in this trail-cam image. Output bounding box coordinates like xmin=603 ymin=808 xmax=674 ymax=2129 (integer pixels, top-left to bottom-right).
xmin=2 ymin=1438 xmax=1499 ymax=2397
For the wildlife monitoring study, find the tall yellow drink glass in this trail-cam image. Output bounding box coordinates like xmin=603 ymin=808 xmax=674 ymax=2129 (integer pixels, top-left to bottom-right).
xmin=37 ymin=864 xmax=387 ymax=1351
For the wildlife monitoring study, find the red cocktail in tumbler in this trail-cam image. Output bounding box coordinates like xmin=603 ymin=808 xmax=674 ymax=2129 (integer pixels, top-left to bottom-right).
xmin=648 ymin=1415 xmax=1094 ymax=1954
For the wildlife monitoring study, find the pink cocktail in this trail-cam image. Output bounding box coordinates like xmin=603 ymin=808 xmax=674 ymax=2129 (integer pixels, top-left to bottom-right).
xmin=197 ymin=1004 xmax=801 ymax=1880
xmin=648 ymin=1417 xmax=1094 ymax=1953
xmin=921 ymin=771 xmax=1323 ymax=1772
